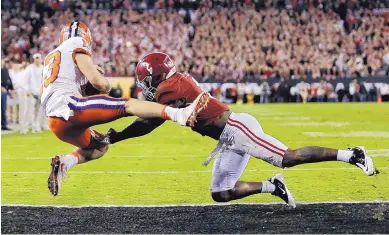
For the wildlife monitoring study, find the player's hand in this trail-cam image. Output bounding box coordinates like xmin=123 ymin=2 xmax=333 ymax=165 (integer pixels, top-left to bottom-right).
xmin=26 ymin=91 xmax=31 ymax=97
xmin=1 ymin=87 xmax=7 ymax=93
xmin=95 ymin=65 xmax=105 ymax=75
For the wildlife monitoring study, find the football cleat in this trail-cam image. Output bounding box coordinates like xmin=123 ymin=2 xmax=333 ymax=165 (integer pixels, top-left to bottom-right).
xmin=349 ymin=146 xmax=374 ymax=176
xmin=90 ymin=128 xmax=110 ymax=146
xmin=105 ymin=128 xmax=117 ymax=144
xmin=270 ymin=174 xmax=296 ymax=208
xmin=177 ymin=92 xmax=210 ymax=127
xmin=47 ymin=155 xmax=67 ymax=196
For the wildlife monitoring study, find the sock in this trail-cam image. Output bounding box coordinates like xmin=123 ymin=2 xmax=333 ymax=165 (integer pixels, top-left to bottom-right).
xmin=337 ymin=150 xmax=353 ymax=163
xmin=60 ymin=152 xmax=79 ymax=170
xmin=261 ymin=181 xmax=276 ymax=193
xmin=161 ymin=106 xmax=176 ymax=121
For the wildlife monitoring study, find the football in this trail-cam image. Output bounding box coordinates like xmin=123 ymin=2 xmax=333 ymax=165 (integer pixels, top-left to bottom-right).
xmin=83 ymin=81 xmax=100 ymax=96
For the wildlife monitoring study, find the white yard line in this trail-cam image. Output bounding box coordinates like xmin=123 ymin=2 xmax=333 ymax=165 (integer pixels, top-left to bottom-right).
xmin=279 ymin=122 xmax=350 ymax=127
xmin=2 ymin=167 xmax=381 ymax=175
xmin=1 ymin=155 xmax=204 ymax=160
xmin=247 ymin=112 xmax=300 ymax=116
xmin=2 ymin=201 xmax=389 ymax=208
xmin=304 ymin=131 xmax=389 ymax=138
xmin=259 ymin=116 xmax=312 ymax=120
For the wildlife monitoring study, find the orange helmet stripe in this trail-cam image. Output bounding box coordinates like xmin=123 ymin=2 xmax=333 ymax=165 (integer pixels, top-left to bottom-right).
xmin=58 ymin=22 xmax=92 ymax=45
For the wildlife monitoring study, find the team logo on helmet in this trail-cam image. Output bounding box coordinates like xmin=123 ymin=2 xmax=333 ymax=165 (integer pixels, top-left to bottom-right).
xmin=141 ymin=61 xmax=153 ymax=75
xmin=163 ymin=57 xmax=174 ymax=68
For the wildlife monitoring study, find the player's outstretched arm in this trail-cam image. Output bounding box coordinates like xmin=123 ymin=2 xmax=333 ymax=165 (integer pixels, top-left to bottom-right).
xmin=108 ymin=117 xmax=165 ymax=144
xmin=74 ymin=53 xmax=111 ymax=94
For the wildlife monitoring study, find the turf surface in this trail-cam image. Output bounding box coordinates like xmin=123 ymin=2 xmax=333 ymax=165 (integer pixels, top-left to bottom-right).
xmin=2 ymin=203 xmax=389 ymax=233
xmin=2 ymin=103 xmax=389 ymax=205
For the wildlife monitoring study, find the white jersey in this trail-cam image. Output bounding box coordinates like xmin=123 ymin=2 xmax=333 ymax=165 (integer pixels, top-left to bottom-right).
xmin=41 ymin=37 xmax=92 ymax=120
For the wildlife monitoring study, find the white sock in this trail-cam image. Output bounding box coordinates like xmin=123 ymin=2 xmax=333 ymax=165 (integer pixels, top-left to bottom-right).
xmin=337 ymin=150 xmax=353 ymax=163
xmin=60 ymin=154 xmax=79 ymax=170
xmin=261 ymin=181 xmax=276 ymax=193
xmin=163 ymin=106 xmax=178 ymax=122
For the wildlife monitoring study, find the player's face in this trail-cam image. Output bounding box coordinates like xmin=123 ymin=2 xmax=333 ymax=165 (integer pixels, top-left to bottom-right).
xmin=151 ymin=73 xmax=166 ymax=89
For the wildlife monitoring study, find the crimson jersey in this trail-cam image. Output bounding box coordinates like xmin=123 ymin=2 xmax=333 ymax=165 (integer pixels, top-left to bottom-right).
xmin=155 ymin=72 xmax=229 ymax=136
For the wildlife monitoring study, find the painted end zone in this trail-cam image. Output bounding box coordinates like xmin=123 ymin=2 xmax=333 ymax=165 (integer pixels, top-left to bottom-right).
xmin=2 ymin=203 xmax=389 ymax=234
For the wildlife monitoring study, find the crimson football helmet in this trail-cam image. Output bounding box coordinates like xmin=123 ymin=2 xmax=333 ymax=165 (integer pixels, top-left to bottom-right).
xmin=135 ymin=52 xmax=176 ymax=100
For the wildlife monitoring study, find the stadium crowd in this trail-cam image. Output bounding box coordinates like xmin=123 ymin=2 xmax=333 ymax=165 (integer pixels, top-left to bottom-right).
xmin=2 ymin=0 xmax=389 ymax=79
xmin=2 ymin=0 xmax=389 ymax=131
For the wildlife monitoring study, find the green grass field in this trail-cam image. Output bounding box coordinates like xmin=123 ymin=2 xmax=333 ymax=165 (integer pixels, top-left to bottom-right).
xmin=2 ymin=103 xmax=389 ymax=205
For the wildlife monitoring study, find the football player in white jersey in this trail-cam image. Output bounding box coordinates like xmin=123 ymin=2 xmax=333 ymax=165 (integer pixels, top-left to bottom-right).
xmin=42 ymin=22 xmax=209 ymax=196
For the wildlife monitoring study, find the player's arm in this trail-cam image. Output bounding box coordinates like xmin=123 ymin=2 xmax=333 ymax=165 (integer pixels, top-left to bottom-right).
xmin=109 ymin=117 xmax=165 ymax=144
xmin=74 ymin=53 xmax=111 ymax=94
xmin=108 ymin=95 xmax=186 ymax=144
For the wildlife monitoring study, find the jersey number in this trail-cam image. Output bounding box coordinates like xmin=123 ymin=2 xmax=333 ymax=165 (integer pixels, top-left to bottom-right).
xmin=43 ymin=51 xmax=61 ymax=87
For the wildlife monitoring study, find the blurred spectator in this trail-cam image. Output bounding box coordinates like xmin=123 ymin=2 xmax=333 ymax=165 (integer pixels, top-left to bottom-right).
xmin=259 ymin=81 xmax=271 ymax=103
xmin=9 ymin=60 xmax=30 ymax=134
xmin=359 ymin=81 xmax=368 ymax=102
xmin=297 ymin=81 xmax=310 ymax=103
xmin=327 ymin=83 xmax=338 ymax=102
xmin=1 ymin=59 xmax=14 ymax=131
xmin=2 ymin=0 xmax=389 ymax=80
xmin=25 ymin=53 xmax=47 ymax=133
xmin=316 ymin=81 xmax=327 ymax=102
xmin=349 ymin=79 xmax=361 ymax=102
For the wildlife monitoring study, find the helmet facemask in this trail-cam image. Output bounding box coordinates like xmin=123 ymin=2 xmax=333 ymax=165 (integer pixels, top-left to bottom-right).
xmin=137 ymin=76 xmax=155 ymax=100
xmin=137 ymin=73 xmax=166 ymax=101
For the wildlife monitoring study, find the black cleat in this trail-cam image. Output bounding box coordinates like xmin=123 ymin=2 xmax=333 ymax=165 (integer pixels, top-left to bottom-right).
xmin=270 ymin=174 xmax=296 ymax=208
xmin=349 ymin=146 xmax=374 ymax=176
xmin=105 ymin=128 xmax=118 ymax=144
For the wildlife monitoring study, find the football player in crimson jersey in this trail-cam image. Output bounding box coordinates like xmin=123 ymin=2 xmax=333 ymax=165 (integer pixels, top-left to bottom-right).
xmin=43 ymin=23 xmax=209 ymax=196
xmin=107 ymin=52 xmax=375 ymax=207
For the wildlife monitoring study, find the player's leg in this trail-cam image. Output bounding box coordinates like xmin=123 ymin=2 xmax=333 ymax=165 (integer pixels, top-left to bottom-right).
xmin=209 ymin=149 xmax=295 ymax=207
xmin=48 ymin=144 xmax=109 ymax=196
xmin=228 ymin=113 xmax=375 ymax=175
xmin=47 ymin=95 xmax=128 ymax=195
xmin=49 ymin=116 xmax=104 ymax=148
xmin=67 ymin=92 xmax=209 ymax=127
xmin=47 ymin=117 xmax=108 ymax=195
xmin=124 ymin=92 xmax=209 ymax=126
xmin=283 ymin=146 xmax=374 ymax=175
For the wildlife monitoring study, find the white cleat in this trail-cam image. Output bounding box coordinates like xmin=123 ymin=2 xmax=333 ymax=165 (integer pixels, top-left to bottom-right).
xmin=47 ymin=155 xmax=68 ymax=196
xmin=32 ymin=129 xmax=42 ymax=134
xmin=349 ymin=146 xmax=375 ymax=176
xmin=176 ymin=92 xmax=210 ymax=127
xmin=270 ymin=173 xmax=296 ymax=208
